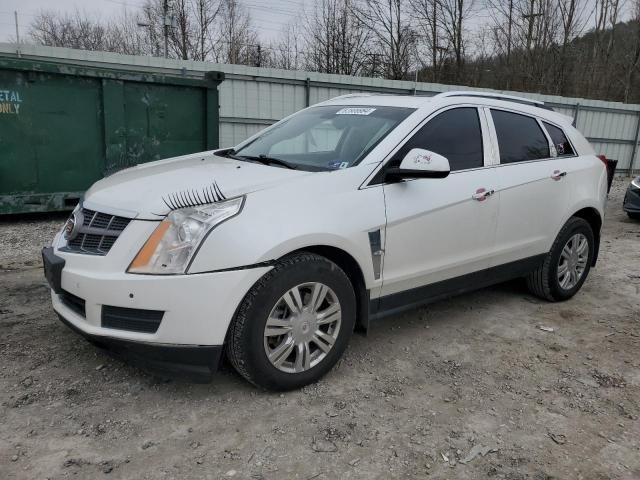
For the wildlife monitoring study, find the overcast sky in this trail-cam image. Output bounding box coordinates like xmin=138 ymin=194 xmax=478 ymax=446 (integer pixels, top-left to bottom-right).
xmin=0 ymin=0 xmax=310 ymax=44
xmin=0 ymin=0 xmax=634 ymax=51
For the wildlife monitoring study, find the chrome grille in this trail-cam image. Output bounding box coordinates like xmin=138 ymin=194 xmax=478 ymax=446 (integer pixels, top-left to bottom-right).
xmin=62 ymin=208 xmax=132 ymax=255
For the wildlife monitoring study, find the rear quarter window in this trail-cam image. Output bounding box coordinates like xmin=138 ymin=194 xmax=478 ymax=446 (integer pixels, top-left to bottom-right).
xmin=491 ymin=110 xmax=550 ymax=164
xmin=543 ymin=121 xmax=575 ymax=156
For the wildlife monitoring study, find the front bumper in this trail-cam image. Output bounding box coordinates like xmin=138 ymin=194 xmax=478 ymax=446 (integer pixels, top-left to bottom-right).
xmin=57 ymin=313 xmax=223 ymax=381
xmin=50 ymin=263 xmax=269 ymax=346
xmin=45 ymin=233 xmax=271 ymax=377
xmin=623 ymin=186 xmax=640 ymax=213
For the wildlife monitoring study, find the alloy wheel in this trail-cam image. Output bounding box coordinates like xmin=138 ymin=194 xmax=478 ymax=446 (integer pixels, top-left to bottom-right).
xmin=557 ymin=233 xmax=589 ymax=290
xmin=263 ymin=282 xmax=342 ymax=373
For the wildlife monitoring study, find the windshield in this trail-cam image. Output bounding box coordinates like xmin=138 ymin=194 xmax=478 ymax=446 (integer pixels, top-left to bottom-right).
xmin=233 ymin=105 xmax=415 ymax=171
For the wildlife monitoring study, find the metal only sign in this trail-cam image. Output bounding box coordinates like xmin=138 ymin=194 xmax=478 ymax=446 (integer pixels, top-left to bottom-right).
xmin=0 ymin=90 xmax=22 ymax=114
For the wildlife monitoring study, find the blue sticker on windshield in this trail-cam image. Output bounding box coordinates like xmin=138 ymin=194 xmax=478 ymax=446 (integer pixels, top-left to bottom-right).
xmin=328 ymin=161 xmax=349 ymax=169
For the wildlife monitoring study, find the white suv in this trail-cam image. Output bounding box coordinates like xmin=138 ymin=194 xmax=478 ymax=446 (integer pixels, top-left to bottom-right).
xmin=43 ymin=91 xmax=608 ymax=390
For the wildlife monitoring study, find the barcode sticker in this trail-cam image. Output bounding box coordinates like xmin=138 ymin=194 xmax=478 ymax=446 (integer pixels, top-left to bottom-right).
xmin=336 ymin=107 xmax=376 ymax=115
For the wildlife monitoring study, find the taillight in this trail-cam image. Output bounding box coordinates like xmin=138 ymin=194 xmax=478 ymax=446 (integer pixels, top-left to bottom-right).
xmin=596 ymin=154 xmax=607 ymax=167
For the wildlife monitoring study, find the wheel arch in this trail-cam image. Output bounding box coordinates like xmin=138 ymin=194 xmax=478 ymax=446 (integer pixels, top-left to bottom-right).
xmin=283 ymin=245 xmax=371 ymax=334
xmin=570 ymin=207 xmax=602 ymax=265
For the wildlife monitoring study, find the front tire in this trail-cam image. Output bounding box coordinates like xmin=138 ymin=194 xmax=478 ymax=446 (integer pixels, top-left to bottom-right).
xmin=226 ymin=252 xmax=356 ymax=390
xmin=526 ymin=217 xmax=594 ymax=302
xmin=627 ymin=212 xmax=640 ymax=221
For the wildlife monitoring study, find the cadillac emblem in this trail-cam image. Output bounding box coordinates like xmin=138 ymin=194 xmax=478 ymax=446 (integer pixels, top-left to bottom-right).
xmin=63 ymin=211 xmax=83 ymax=241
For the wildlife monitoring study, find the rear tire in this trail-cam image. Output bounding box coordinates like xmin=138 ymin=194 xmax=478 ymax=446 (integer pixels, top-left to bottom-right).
xmin=226 ymin=252 xmax=356 ymax=390
xmin=526 ymin=217 xmax=594 ymax=302
xmin=627 ymin=212 xmax=640 ymax=221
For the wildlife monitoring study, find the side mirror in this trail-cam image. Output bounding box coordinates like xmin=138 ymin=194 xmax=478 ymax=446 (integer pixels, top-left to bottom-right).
xmin=384 ymin=148 xmax=450 ymax=183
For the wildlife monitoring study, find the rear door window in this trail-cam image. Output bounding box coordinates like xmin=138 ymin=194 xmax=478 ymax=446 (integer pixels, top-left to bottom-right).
xmin=394 ymin=107 xmax=484 ymax=171
xmin=542 ymin=122 xmax=575 ymax=156
xmin=491 ymin=110 xmax=550 ymax=164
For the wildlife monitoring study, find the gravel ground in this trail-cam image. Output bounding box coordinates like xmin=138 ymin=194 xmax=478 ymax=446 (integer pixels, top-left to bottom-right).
xmin=1 ymin=179 xmax=639 ymax=480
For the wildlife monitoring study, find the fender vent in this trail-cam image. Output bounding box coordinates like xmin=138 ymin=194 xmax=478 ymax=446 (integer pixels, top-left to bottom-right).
xmin=368 ymin=229 xmax=383 ymax=280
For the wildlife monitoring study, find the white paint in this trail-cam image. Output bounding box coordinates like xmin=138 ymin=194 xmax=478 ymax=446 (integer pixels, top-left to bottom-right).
xmin=399 ymin=148 xmax=450 ymax=172
xmin=49 ymin=92 xmax=606 ymax=352
xmin=336 ymin=107 xmax=376 ymax=115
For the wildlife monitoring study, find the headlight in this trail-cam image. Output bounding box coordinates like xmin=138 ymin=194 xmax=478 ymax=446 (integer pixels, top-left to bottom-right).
xmin=128 ymin=196 xmax=244 ymax=274
xmin=632 ymin=176 xmax=640 ymax=189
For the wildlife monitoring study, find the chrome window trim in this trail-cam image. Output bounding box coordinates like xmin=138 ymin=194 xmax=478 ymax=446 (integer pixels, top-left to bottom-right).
xmin=536 ymin=117 xmax=557 ymax=157
xmin=491 ymin=156 xmax=560 ymax=168
xmin=481 ymin=106 xmax=501 ymax=167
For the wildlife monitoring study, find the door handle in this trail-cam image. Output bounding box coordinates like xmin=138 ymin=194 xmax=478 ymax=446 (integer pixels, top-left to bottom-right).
xmin=472 ymin=187 xmax=495 ymax=201
xmin=551 ymin=170 xmax=567 ymax=181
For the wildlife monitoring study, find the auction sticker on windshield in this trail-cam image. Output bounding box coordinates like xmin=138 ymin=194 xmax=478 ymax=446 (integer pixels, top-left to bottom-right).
xmin=336 ymin=107 xmax=376 ymax=115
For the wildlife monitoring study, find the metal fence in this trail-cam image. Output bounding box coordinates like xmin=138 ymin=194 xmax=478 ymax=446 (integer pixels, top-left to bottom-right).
xmin=2 ymin=42 xmax=639 ymax=174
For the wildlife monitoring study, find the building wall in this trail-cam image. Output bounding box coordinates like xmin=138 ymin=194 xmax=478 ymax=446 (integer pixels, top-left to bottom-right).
xmin=2 ymin=42 xmax=639 ymax=173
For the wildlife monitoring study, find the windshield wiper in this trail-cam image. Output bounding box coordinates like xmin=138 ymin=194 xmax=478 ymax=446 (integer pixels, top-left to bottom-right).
xmin=219 ymin=148 xmax=249 ymax=162
xmin=238 ymin=154 xmax=298 ymax=170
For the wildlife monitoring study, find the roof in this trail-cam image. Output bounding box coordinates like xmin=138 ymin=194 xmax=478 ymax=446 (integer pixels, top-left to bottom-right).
xmin=317 ymin=91 xmax=574 ymax=126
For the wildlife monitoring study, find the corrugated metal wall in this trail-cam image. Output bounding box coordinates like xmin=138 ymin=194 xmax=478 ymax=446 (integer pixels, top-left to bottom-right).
xmin=2 ymin=42 xmax=639 ymax=173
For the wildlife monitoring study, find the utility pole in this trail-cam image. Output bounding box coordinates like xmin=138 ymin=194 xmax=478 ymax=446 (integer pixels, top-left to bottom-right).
xmin=522 ymin=0 xmax=543 ymax=90
xmin=431 ymin=0 xmax=439 ymax=83
xmin=506 ymin=0 xmax=513 ymax=60
xmin=504 ymin=0 xmax=513 ymax=89
xmin=371 ymin=53 xmax=379 ymax=78
xmin=14 ymin=11 xmax=21 ymax=57
xmin=163 ymin=0 xmax=169 ymax=58
xmin=523 ymin=0 xmax=542 ymax=51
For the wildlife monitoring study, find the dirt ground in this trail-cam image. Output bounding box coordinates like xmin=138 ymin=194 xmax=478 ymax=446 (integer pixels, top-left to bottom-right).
xmin=0 ymin=179 xmax=638 ymax=480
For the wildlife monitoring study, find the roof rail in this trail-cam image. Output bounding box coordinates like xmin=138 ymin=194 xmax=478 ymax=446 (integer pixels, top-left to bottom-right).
xmin=331 ymin=93 xmax=380 ymax=99
xmin=433 ymin=90 xmax=552 ymax=110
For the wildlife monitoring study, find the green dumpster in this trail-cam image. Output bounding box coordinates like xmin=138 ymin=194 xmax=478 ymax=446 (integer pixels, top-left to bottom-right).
xmin=0 ymin=57 xmax=224 ymax=214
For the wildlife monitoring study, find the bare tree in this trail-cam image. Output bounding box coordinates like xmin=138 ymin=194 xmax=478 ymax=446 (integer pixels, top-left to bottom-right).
xmin=485 ymin=0 xmax=517 ymax=89
xmin=169 ymin=0 xmax=192 ymax=59
xmin=30 ymin=9 xmax=148 ymax=54
xmin=105 ymin=10 xmax=148 ymax=55
xmin=530 ymin=0 xmax=561 ymax=90
xmin=438 ymin=0 xmax=474 ymax=80
xmin=271 ymin=22 xmax=303 ymax=70
xmin=354 ymin=0 xmax=416 ymax=80
xmin=412 ymin=0 xmax=446 ymax=82
xmin=25 ymin=0 xmax=640 ymax=103
xmin=136 ymin=0 xmax=211 ymax=60
xmin=556 ymin=0 xmax=589 ymax=94
xmin=303 ymin=0 xmax=371 ymax=75
xmin=28 ymin=0 xmax=255 ymax=65
xmin=615 ymin=0 xmax=640 ymax=101
xmin=485 ymin=0 xmax=561 ymax=91
xmin=214 ymin=0 xmax=258 ymax=64
xmin=193 ymin=0 xmax=221 ymax=61
xmin=583 ymin=0 xmax=622 ymax=96
xmin=30 ymin=10 xmax=107 ymax=51
xmin=137 ymin=1 xmax=168 ymax=57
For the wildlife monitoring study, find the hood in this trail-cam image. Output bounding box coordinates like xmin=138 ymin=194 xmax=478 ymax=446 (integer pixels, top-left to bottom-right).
xmin=83 ymin=151 xmax=310 ymax=219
